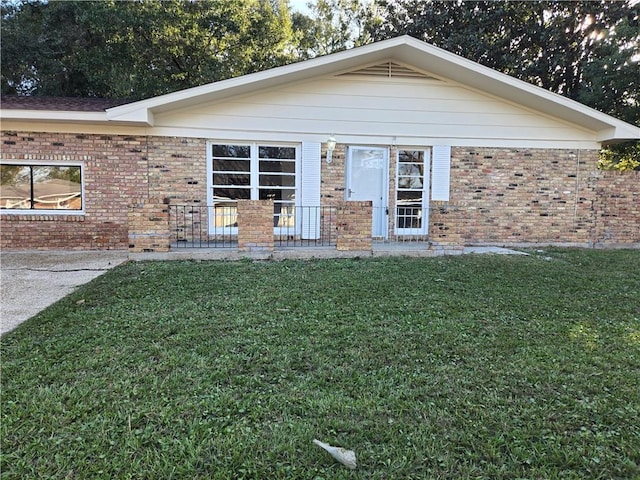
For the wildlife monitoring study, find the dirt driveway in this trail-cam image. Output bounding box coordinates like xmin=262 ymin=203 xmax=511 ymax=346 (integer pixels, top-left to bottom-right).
xmin=0 ymin=251 xmax=128 ymax=335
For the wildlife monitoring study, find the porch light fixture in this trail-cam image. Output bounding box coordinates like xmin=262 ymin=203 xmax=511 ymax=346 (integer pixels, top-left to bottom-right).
xmin=326 ymin=136 xmax=337 ymax=163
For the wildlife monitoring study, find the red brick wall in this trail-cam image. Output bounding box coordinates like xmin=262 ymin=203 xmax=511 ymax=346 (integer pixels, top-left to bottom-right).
xmin=147 ymin=136 xmax=209 ymax=244
xmin=0 ymin=132 xmax=214 ymax=250
xmin=592 ymin=170 xmax=640 ymax=246
xmin=147 ymin=136 xmax=208 ymax=205
xmin=429 ymin=147 xmax=600 ymax=245
xmin=2 ymin=133 xmax=637 ymax=250
xmin=128 ymin=199 xmax=170 ymax=253
xmin=1 ymin=131 xmax=148 ymax=250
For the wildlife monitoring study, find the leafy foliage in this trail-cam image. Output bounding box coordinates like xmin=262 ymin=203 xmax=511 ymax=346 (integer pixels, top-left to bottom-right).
xmin=291 ymin=0 xmax=368 ymax=58
xmin=598 ymin=142 xmax=640 ymax=171
xmin=1 ymin=0 xmax=296 ymax=99
xmin=2 ymin=251 xmax=640 ymax=478
xmin=365 ymin=1 xmax=639 ymax=114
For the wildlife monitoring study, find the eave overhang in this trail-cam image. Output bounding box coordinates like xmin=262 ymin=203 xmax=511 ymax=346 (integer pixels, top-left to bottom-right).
xmin=0 ymin=109 xmax=109 ymax=123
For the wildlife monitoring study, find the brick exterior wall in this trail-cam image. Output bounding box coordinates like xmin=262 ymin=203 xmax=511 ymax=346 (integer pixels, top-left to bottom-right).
xmin=128 ymin=199 xmax=170 ymax=253
xmin=336 ymin=201 xmax=373 ymax=251
xmin=592 ymin=170 xmax=640 ymax=246
xmin=1 ymin=131 xmax=147 ymax=250
xmin=432 ymin=147 xmax=595 ymax=244
xmin=1 ymin=132 xmax=638 ymax=250
xmin=322 ymin=144 xmax=637 ymax=247
xmin=147 ymin=136 xmax=210 ymax=244
xmin=321 ymin=143 xmax=347 ymax=207
xmin=0 ymin=132 xmax=213 ymax=250
xmin=237 ymin=200 xmax=274 ymax=252
xmin=147 ymin=136 xmax=208 ymax=205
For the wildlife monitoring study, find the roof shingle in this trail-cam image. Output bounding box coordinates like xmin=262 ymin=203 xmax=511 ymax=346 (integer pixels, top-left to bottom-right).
xmin=0 ymin=96 xmax=131 ymax=112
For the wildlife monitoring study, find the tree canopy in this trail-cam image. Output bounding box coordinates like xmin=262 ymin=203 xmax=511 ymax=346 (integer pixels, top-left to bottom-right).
xmin=1 ymin=0 xmax=296 ymax=99
xmin=1 ymin=0 xmax=638 ymax=168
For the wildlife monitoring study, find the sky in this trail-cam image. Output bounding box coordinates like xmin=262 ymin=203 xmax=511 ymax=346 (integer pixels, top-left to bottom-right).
xmin=289 ymin=0 xmax=313 ymax=15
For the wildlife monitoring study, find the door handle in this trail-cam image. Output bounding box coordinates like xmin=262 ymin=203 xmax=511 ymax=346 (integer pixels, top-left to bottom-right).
xmin=348 ymin=188 xmax=355 ymax=197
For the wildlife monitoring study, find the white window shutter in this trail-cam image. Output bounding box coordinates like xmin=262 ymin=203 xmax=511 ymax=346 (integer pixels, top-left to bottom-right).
xmin=300 ymin=142 xmax=321 ymax=239
xmin=431 ymin=145 xmax=451 ymax=201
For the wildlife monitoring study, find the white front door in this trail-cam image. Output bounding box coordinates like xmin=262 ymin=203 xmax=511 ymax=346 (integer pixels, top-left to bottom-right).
xmin=346 ymin=146 xmax=389 ymax=238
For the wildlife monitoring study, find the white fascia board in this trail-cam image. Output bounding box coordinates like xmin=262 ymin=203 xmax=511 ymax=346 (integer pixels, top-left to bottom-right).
xmin=596 ymin=124 xmax=640 ymax=144
xmin=145 ymin=126 xmax=602 ymax=150
xmin=105 ymin=105 xmax=154 ymax=125
xmin=0 ymin=109 xmax=109 ymax=123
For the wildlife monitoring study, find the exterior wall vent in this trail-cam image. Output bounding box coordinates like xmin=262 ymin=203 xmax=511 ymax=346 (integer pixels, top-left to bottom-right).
xmin=340 ymin=61 xmax=437 ymax=80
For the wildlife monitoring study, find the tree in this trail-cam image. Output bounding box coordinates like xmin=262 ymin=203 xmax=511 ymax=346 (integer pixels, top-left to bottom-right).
xmin=1 ymin=0 xmax=297 ymax=99
xmin=291 ymin=0 xmax=370 ymax=59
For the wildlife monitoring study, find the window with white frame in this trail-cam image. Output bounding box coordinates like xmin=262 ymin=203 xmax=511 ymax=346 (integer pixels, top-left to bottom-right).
xmin=395 ymin=149 xmax=429 ymax=234
xmin=0 ymin=163 xmax=83 ymax=212
xmin=208 ymin=143 xmax=298 ymax=231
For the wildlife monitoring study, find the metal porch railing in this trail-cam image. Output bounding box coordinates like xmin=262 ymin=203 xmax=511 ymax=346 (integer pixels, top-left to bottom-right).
xmin=275 ymin=205 xmax=338 ymax=247
xmin=168 ymin=205 xmax=338 ymax=249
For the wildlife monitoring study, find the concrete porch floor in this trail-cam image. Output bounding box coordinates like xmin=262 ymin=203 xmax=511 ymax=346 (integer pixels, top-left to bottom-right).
xmin=131 ymin=244 xmax=528 ymax=261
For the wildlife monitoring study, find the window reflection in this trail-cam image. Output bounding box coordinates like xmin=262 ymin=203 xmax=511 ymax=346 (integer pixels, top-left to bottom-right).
xmin=1 ymin=165 xmax=82 ymax=210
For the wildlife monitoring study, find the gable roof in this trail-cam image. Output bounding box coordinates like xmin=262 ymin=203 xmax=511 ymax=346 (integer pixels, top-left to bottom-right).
xmin=1 ymin=36 xmax=638 ymax=143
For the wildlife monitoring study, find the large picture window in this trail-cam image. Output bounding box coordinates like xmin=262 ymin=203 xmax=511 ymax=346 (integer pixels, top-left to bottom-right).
xmin=1 ymin=164 xmax=83 ymax=211
xmin=395 ymin=149 xmax=429 ymax=234
xmin=208 ymin=143 xmax=298 ymax=231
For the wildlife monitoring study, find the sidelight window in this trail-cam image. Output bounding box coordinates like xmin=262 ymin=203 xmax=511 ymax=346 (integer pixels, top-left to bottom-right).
xmin=395 ymin=149 xmax=429 ymax=234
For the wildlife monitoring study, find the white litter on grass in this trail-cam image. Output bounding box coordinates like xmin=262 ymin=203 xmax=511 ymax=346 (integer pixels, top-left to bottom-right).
xmin=313 ymin=439 xmax=357 ymax=469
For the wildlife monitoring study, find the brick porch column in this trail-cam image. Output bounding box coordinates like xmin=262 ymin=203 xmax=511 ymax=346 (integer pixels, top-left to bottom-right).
xmin=336 ymin=201 xmax=372 ymax=251
xmin=128 ymin=199 xmax=170 ymax=253
xmin=237 ymin=199 xmax=274 ymax=252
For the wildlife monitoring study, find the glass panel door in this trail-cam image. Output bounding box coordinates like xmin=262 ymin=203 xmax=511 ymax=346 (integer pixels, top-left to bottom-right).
xmin=346 ymin=146 xmax=388 ymax=238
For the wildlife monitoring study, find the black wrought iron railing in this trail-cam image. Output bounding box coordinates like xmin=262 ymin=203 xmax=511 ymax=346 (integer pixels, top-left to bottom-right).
xmin=275 ymin=205 xmax=338 ymax=247
xmin=371 ymin=205 xmax=430 ymax=242
xmin=168 ymin=205 xmax=337 ymax=248
xmin=169 ymin=204 xmax=236 ymax=248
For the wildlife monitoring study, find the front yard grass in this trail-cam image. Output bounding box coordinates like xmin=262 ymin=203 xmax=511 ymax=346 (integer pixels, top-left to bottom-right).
xmin=1 ymin=249 xmax=639 ymax=479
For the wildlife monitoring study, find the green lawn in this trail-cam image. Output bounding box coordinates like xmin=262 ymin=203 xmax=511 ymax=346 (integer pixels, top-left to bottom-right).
xmin=2 ymin=249 xmax=639 ymax=479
